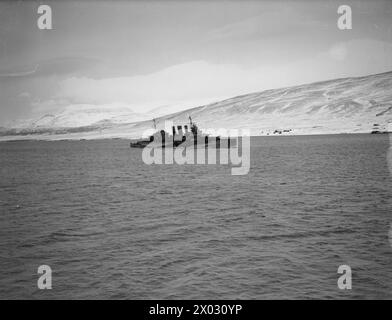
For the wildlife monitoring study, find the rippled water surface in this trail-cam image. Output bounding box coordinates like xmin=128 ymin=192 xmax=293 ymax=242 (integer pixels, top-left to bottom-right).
xmin=1 ymin=134 xmax=391 ymax=299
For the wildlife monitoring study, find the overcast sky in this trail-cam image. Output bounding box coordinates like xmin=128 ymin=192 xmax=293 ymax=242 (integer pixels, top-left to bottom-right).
xmin=0 ymin=0 xmax=392 ymax=125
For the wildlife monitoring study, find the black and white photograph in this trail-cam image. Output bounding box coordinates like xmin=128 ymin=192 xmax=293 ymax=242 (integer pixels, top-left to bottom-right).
xmin=0 ymin=0 xmax=392 ymax=304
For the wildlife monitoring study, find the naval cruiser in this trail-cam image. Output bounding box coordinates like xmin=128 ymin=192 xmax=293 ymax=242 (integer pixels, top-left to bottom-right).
xmin=130 ymin=117 xmax=236 ymax=149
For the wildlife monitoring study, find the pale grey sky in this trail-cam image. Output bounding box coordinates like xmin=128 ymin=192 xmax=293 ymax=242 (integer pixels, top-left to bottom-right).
xmin=0 ymin=0 xmax=392 ymax=125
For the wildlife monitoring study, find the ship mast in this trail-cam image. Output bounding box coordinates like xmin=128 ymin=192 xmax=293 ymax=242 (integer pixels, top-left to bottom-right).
xmin=189 ymin=115 xmax=198 ymax=135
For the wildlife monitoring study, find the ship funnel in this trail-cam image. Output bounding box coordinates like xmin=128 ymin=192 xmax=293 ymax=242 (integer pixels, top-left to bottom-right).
xmin=177 ymin=125 xmax=183 ymax=136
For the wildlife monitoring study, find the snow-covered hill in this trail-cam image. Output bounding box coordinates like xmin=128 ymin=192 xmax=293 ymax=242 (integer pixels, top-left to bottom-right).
xmin=157 ymin=71 xmax=392 ymax=136
xmin=1 ymin=71 xmax=392 ymax=140
xmin=9 ymin=104 xmax=148 ymax=129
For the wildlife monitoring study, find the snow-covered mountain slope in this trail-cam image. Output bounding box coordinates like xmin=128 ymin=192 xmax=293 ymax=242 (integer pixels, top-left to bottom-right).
xmin=9 ymin=104 xmax=149 ymax=129
xmin=1 ymin=71 xmax=391 ymax=140
xmin=156 ymin=71 xmax=392 ymax=136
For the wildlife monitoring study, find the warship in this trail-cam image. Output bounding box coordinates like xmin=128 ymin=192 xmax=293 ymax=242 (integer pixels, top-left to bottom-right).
xmin=130 ymin=117 xmax=236 ymax=149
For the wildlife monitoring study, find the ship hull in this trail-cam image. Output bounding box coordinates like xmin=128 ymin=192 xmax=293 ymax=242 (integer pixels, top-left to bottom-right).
xmin=130 ymin=137 xmax=237 ymax=149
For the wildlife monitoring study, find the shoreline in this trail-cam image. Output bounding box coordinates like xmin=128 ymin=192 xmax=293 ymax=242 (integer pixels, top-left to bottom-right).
xmin=0 ymin=131 xmax=390 ymax=143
